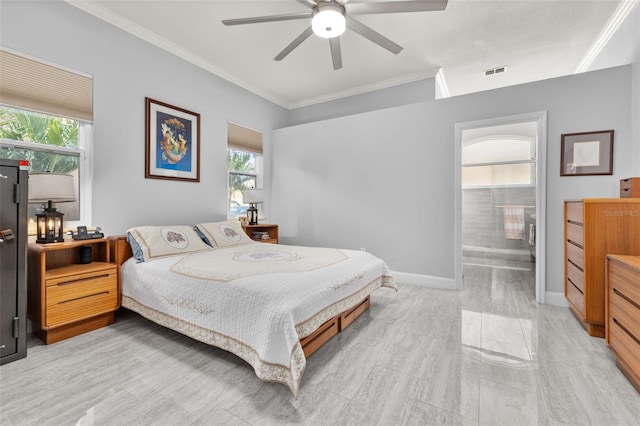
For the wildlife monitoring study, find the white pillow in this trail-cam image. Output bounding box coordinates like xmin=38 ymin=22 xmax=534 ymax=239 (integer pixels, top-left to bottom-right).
xmin=194 ymin=220 xmax=255 ymax=248
xmin=126 ymin=225 xmax=212 ymax=262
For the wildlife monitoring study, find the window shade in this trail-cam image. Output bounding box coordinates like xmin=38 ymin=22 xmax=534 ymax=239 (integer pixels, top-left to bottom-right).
xmin=228 ymin=121 xmax=263 ymax=154
xmin=0 ymin=48 xmax=93 ymax=122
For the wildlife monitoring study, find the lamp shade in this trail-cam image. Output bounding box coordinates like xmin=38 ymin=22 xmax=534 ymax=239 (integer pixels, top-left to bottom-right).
xmin=242 ymin=188 xmax=264 ymax=204
xmin=28 ymin=173 xmax=76 ymax=203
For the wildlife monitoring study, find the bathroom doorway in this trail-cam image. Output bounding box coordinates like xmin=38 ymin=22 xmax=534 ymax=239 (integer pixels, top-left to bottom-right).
xmin=454 ymin=112 xmax=547 ymax=303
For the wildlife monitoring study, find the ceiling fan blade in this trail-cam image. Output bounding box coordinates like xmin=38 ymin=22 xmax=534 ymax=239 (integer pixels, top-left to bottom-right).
xmin=296 ymin=0 xmax=318 ymax=8
xmin=346 ymin=16 xmax=403 ymax=55
xmin=222 ymin=12 xmax=311 ymax=26
xmin=329 ymin=37 xmax=343 ymax=70
xmin=274 ymin=27 xmax=314 ymax=61
xmin=345 ymin=0 xmax=447 ymax=14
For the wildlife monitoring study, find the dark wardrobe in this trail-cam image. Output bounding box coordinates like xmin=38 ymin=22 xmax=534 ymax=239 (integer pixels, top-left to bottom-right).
xmin=0 ymin=158 xmax=28 ymax=364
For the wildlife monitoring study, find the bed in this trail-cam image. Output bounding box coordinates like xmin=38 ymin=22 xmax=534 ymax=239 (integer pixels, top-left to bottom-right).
xmin=107 ymin=221 xmax=396 ymax=396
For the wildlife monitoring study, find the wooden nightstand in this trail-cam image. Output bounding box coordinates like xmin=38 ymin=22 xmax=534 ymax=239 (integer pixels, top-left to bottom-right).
xmin=27 ymin=238 xmax=119 ymax=344
xmin=242 ymin=224 xmax=278 ymax=244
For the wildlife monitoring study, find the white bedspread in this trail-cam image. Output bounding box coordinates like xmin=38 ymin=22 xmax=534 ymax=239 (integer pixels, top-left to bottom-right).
xmin=120 ymin=243 xmax=396 ymax=396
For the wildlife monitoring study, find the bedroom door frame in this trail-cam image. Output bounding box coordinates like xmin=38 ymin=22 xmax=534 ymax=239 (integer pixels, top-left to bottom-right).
xmin=454 ymin=111 xmax=547 ymax=303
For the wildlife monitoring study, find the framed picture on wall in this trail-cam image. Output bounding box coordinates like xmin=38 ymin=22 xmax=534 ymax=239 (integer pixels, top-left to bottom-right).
xmin=560 ymin=130 xmax=614 ymax=176
xmin=145 ymin=97 xmax=201 ymax=182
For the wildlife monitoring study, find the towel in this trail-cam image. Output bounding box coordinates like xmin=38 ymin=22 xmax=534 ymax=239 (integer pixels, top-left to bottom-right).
xmin=503 ymin=206 xmax=525 ymax=239
xmin=528 ymin=223 xmax=536 ymax=246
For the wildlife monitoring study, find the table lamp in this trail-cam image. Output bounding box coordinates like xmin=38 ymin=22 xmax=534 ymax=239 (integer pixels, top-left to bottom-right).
xmin=28 ymin=173 xmax=76 ymax=243
xmin=242 ymin=188 xmax=263 ymax=225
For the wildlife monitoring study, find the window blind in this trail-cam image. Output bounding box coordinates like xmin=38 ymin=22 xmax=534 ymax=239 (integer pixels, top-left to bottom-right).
xmin=0 ymin=48 xmax=93 ymax=122
xmin=228 ymin=121 xmax=263 ymax=154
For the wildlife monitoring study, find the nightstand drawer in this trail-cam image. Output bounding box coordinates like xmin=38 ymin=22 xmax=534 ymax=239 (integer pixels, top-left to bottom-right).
xmin=45 ymin=272 xmax=117 ymax=327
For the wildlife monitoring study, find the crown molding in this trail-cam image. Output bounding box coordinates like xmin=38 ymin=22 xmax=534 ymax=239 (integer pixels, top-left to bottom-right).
xmin=575 ymin=0 xmax=639 ymax=73
xmin=435 ymin=68 xmax=450 ymax=99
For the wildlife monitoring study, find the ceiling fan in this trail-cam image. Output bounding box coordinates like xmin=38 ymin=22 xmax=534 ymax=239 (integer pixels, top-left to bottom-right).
xmin=222 ymin=0 xmax=448 ymax=70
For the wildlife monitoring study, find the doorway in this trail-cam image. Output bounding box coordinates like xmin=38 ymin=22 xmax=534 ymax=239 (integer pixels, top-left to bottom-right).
xmin=454 ymin=112 xmax=547 ymax=303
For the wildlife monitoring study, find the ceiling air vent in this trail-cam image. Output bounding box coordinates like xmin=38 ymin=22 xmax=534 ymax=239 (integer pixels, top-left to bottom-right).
xmin=484 ymin=66 xmax=506 ymax=76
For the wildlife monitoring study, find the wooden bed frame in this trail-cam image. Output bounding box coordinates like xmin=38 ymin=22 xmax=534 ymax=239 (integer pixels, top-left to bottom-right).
xmin=107 ymin=236 xmax=370 ymax=358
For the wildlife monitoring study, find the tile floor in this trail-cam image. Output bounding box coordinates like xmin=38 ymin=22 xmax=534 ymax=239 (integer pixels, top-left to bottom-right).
xmin=1 ymin=258 xmax=639 ymax=425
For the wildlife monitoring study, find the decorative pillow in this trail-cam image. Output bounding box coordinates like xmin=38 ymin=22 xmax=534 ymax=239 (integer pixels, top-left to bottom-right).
xmin=126 ymin=225 xmax=212 ymax=262
xmin=194 ymin=220 xmax=255 ymax=248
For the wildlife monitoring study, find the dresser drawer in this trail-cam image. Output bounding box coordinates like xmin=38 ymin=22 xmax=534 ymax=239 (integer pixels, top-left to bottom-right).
xmin=566 ymin=222 xmax=584 ymax=247
xmin=567 ymin=261 xmax=584 ymax=293
xmin=620 ymin=178 xmax=639 ymax=198
xmin=566 ymin=242 xmax=584 ymax=270
xmin=609 ymin=312 xmax=640 ymax=381
xmin=45 ymin=272 xmax=118 ymax=327
xmin=566 ymin=202 xmax=583 ymax=223
xmin=566 ymin=278 xmax=584 ymax=315
xmin=608 ymin=260 xmax=640 ymax=308
xmin=609 ymin=289 xmax=640 ymax=345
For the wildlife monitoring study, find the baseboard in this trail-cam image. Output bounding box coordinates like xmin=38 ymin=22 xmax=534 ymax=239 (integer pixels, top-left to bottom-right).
xmin=544 ymin=291 xmax=569 ymax=307
xmin=391 ymin=271 xmax=457 ymax=291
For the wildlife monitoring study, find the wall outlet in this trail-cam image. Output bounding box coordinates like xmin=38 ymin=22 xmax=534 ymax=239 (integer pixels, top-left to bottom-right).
xmin=360 ymin=247 xmax=367 ymax=251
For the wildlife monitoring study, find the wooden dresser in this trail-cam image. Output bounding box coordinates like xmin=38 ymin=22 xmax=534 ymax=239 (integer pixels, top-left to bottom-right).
xmin=564 ymin=199 xmax=640 ymax=337
xmin=606 ymin=255 xmax=640 ymax=393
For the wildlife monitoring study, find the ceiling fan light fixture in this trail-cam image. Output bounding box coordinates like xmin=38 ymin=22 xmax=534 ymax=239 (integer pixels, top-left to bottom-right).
xmin=312 ymin=5 xmax=346 ymax=38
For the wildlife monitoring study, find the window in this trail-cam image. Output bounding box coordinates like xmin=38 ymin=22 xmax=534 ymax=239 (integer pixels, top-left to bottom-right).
xmin=227 ymin=122 xmax=263 ymax=218
xmin=462 ymin=136 xmax=535 ymax=187
xmin=0 ymin=106 xmax=89 ymax=226
xmin=228 ymin=148 xmax=262 ymax=218
xmin=0 ymin=48 xmax=93 ymax=231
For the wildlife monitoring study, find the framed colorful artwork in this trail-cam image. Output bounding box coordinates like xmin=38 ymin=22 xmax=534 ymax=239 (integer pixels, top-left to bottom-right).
xmin=560 ymin=130 xmax=614 ymax=176
xmin=145 ymin=97 xmax=200 ymax=182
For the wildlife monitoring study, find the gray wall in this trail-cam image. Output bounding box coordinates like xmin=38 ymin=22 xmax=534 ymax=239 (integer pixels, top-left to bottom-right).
xmin=0 ymin=0 xmax=288 ymax=235
xmin=271 ymin=66 xmax=634 ymax=294
xmin=287 ymin=78 xmax=436 ymax=126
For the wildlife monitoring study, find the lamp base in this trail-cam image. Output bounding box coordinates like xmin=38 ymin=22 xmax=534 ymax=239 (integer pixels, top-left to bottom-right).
xmin=35 ymin=200 xmax=65 ymax=243
xmin=247 ymin=204 xmax=259 ymax=225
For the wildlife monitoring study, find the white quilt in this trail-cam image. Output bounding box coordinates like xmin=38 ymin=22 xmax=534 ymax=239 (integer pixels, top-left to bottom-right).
xmin=120 ymin=243 xmax=396 ymax=396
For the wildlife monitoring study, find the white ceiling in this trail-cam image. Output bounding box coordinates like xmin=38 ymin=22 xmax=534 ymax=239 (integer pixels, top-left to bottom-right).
xmin=66 ymin=0 xmax=631 ymax=109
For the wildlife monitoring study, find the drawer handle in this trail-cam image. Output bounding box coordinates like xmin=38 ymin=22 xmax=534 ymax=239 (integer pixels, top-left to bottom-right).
xmin=613 ymin=288 xmax=640 ymax=310
xmin=567 ymin=240 xmax=584 ymax=250
xmin=58 ymin=291 xmax=110 ymax=305
xmin=567 ymin=259 xmax=583 ymax=272
xmin=56 ymin=274 xmax=111 ymax=286
xmin=612 ymin=317 xmax=640 ymax=345
xmin=567 ymin=278 xmax=583 ymax=294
